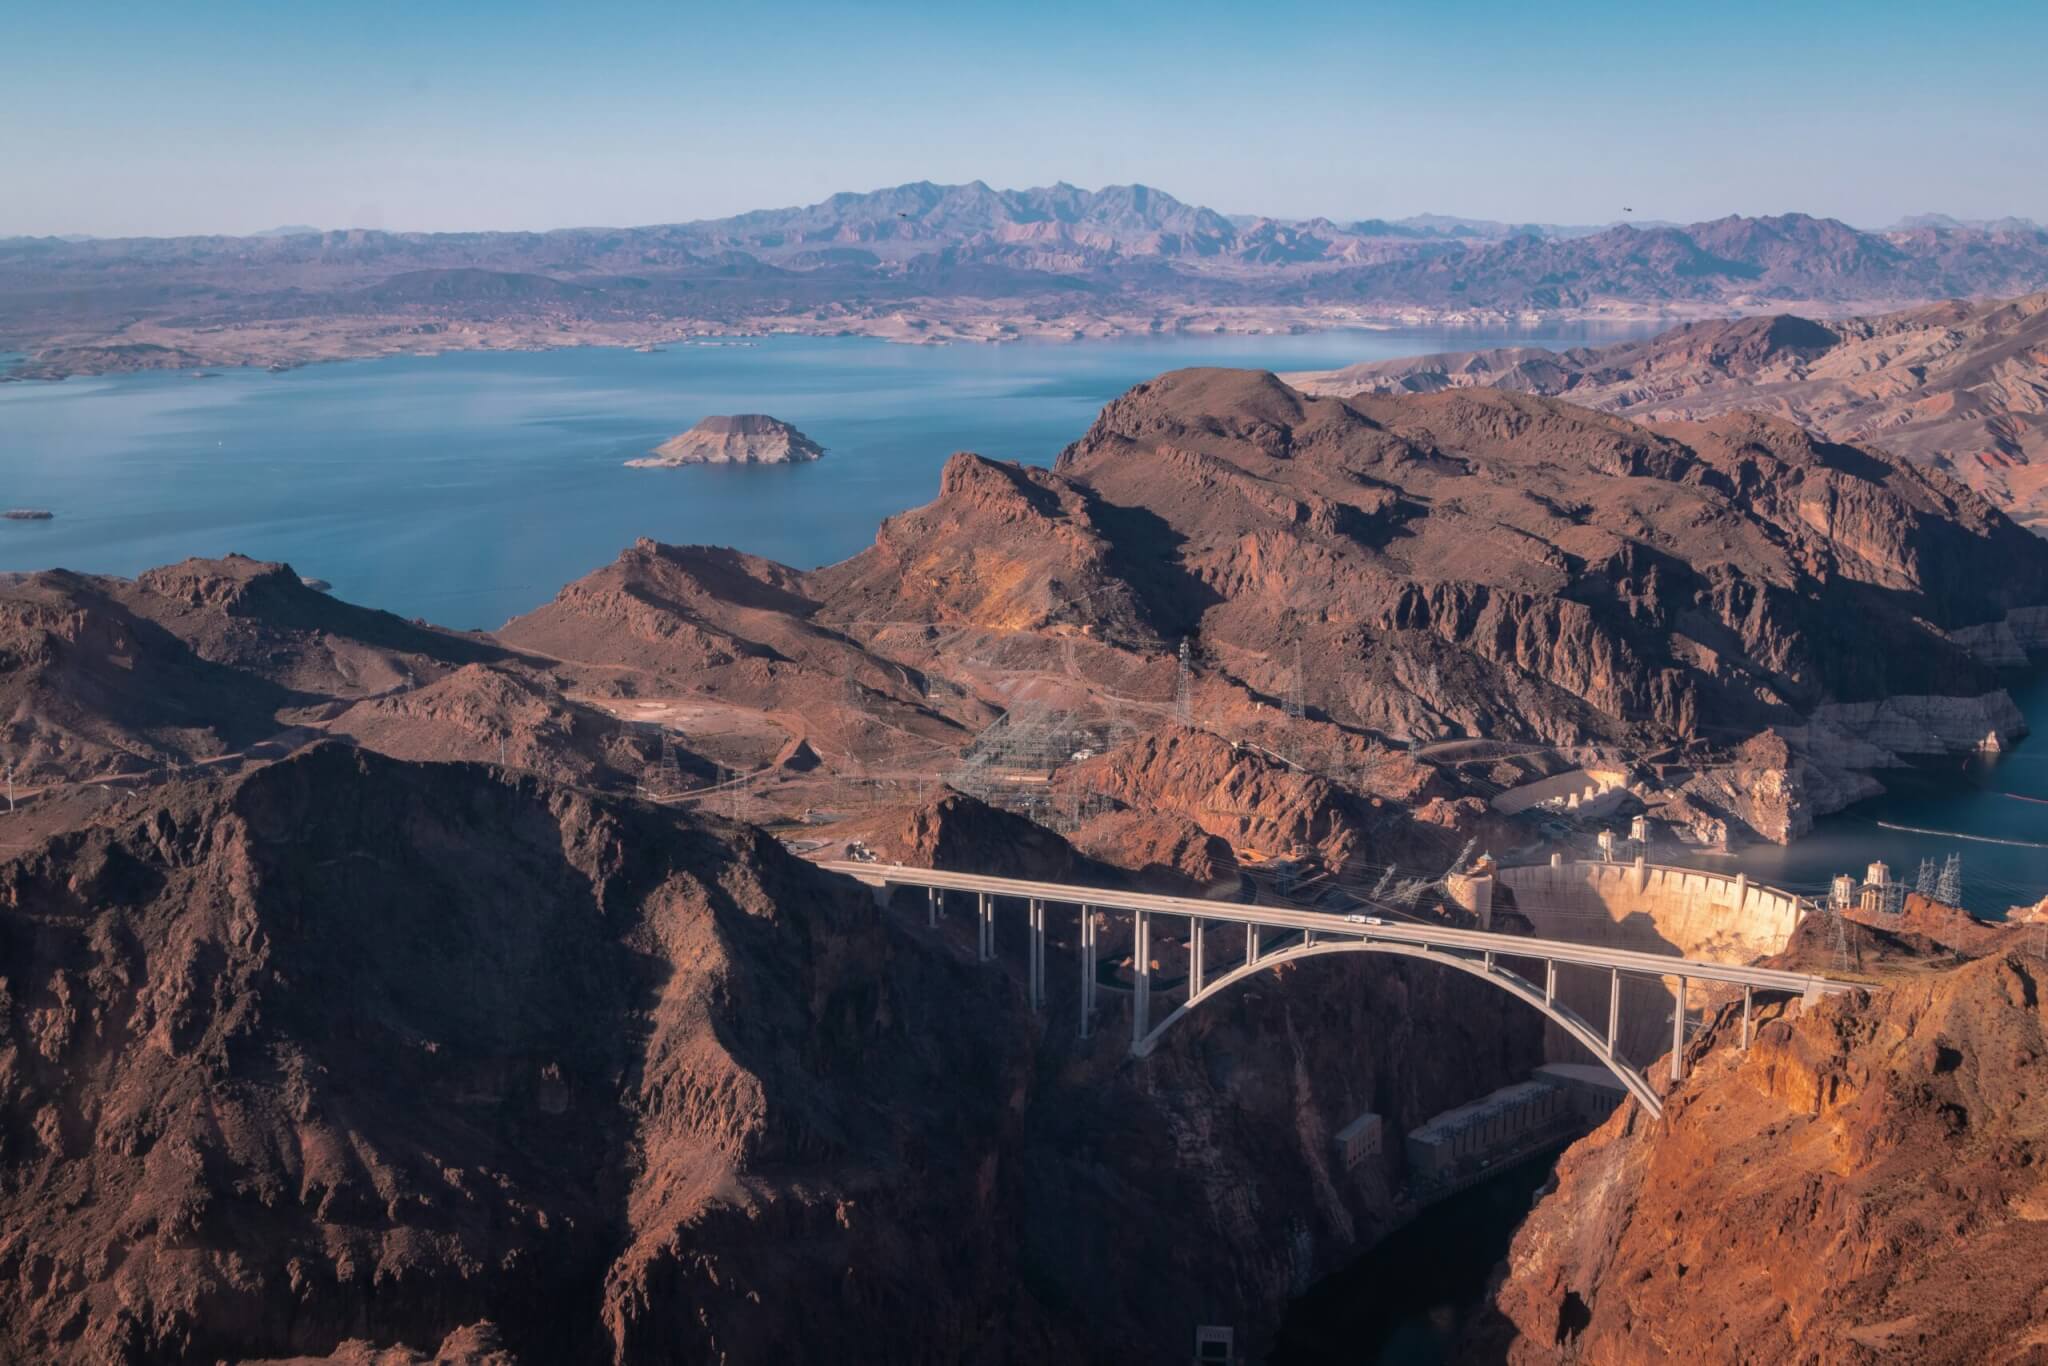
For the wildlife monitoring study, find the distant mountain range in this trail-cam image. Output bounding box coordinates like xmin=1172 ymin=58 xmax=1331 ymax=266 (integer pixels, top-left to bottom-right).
xmin=1287 ymin=291 xmax=2048 ymax=533
xmin=7 ymin=181 xmax=2048 ymax=377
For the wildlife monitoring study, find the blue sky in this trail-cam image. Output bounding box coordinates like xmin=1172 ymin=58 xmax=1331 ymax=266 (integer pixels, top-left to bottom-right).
xmin=3 ymin=0 xmax=2043 ymax=237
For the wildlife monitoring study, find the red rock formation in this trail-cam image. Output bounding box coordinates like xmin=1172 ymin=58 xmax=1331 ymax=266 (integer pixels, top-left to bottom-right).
xmin=1294 ymin=291 xmax=2048 ymax=533
xmin=0 ymin=745 xmax=1041 ymax=1362
xmin=1480 ymin=937 xmax=2048 ymax=1362
xmin=0 ymin=745 xmax=1558 ymax=1363
xmin=1069 ymin=807 xmax=1239 ymax=896
xmin=628 ymin=414 xmax=824 ymax=467
xmin=0 ymin=559 xmax=706 ymax=800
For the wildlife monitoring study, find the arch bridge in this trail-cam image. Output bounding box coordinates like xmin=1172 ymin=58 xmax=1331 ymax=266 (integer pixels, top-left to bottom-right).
xmin=820 ymin=861 xmax=1851 ymax=1119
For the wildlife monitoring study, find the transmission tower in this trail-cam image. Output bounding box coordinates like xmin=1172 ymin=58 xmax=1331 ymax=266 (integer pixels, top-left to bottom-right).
xmin=1285 ymin=642 xmax=1305 ymax=722
xmin=1915 ymin=858 xmax=1938 ymax=898
xmin=1828 ymin=901 xmax=1852 ymax=974
xmin=1883 ymin=877 xmax=1906 ymax=917
xmin=1175 ymin=638 xmax=1194 ymax=725
xmin=1936 ymin=853 xmax=1963 ymax=908
xmin=1370 ymin=865 xmax=1398 ymax=898
xmin=647 ymin=729 xmax=683 ymax=798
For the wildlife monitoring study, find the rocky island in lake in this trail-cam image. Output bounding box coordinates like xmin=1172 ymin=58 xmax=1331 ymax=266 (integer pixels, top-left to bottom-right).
xmin=626 ymin=414 xmax=825 ymax=467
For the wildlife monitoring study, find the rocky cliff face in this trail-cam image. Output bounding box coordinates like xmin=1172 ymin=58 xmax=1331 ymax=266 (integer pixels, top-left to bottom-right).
xmin=500 ymin=368 xmax=2048 ymax=845
xmin=1477 ymin=935 xmax=2048 ymax=1363
xmin=1047 ymin=370 xmax=2045 ymax=753
xmin=0 ymin=745 xmax=1556 ymax=1363
xmin=1290 ymin=291 xmax=2048 ymax=533
xmin=0 ymin=745 xmax=1048 ymax=1363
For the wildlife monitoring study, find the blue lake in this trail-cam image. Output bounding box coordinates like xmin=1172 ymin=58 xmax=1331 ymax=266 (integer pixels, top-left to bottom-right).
xmin=0 ymin=327 xmax=1641 ymax=629
xmin=2 ymin=327 xmax=2041 ymax=912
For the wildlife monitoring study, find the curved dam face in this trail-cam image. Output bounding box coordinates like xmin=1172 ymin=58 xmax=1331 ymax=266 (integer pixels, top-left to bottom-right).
xmin=1494 ymin=860 xmax=1806 ymax=1066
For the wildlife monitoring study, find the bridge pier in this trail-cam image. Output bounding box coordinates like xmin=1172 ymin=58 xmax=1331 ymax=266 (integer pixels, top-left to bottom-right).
xmin=1080 ymin=905 xmax=1097 ymax=1039
xmin=1671 ymin=975 xmax=1688 ymax=1083
xmin=815 ymin=861 xmax=1850 ymax=1115
xmin=1027 ymin=899 xmax=1046 ymax=1010
xmin=1606 ymin=966 xmax=1620 ymax=1056
xmin=1132 ymin=910 xmax=1152 ymax=1050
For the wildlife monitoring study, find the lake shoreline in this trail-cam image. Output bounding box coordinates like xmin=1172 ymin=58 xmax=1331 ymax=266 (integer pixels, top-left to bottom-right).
xmin=0 ymin=300 xmax=1785 ymax=383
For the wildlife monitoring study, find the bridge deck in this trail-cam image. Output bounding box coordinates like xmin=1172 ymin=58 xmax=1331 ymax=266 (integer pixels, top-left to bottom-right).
xmin=817 ymin=860 xmax=1851 ymax=998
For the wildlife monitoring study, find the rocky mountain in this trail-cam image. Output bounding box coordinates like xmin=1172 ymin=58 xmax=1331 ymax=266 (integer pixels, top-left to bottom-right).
xmin=5 ymin=365 xmax=2048 ymax=1358
xmin=0 ymin=745 xmax=1032 ymax=1361
xmin=10 ymin=366 xmax=2045 ymax=850
xmin=0 ymin=555 xmax=683 ymax=798
xmin=486 ymin=367 xmax=2048 ymax=848
xmin=1288 ymin=291 xmax=2048 ymax=533
xmin=1478 ymin=929 xmax=2048 ymax=1362
xmin=0 ymin=742 xmax=1556 ymax=1362
xmin=8 ymin=184 xmax=2048 ymax=376
xmin=855 ymin=369 xmax=2044 ymax=740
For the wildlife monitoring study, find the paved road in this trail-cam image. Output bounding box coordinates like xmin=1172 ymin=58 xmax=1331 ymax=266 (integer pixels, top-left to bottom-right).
xmin=817 ymin=860 xmax=1850 ymax=998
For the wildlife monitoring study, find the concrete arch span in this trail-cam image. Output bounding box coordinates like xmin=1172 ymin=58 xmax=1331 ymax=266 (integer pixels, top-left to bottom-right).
xmin=1132 ymin=937 xmax=1667 ymax=1118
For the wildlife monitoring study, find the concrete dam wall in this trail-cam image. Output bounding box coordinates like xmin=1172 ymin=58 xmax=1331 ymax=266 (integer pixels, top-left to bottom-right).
xmin=1495 ymin=860 xmax=1807 ymax=1067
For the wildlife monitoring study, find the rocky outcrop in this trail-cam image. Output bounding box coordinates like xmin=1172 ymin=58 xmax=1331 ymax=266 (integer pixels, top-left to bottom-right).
xmin=0 ymin=743 xmax=1559 ymax=1363
xmin=1667 ymin=728 xmax=1881 ymax=845
xmin=1479 ymin=938 xmax=2048 ymax=1363
xmin=496 ymin=539 xmax=980 ymax=768
xmin=827 ymin=787 xmax=1104 ymax=882
xmin=1047 ymin=371 xmax=2047 ymax=756
xmin=1069 ymin=808 xmax=1240 ymax=896
xmin=626 ymin=415 xmax=824 ymax=467
xmin=0 ymin=559 xmax=632 ymax=794
xmin=1069 ymin=725 xmax=1377 ymax=873
xmin=1290 ymin=292 xmax=2048 ymax=533
xmin=0 ymin=745 xmax=1037 ymax=1363
xmin=323 ymin=662 xmax=697 ymax=789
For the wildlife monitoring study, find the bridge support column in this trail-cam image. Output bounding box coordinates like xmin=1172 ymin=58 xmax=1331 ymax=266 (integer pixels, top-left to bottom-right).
xmin=978 ymin=893 xmax=994 ymax=963
xmin=1245 ymin=923 xmax=1259 ymax=968
xmin=1671 ymin=975 xmax=1688 ymax=1083
xmin=1190 ymin=917 xmax=1206 ymax=999
xmin=1544 ymin=958 xmax=1557 ymax=1006
xmin=1607 ymin=967 xmax=1620 ymax=1056
xmin=1028 ymin=899 xmax=1045 ymax=1010
xmin=1079 ymin=906 xmax=1097 ymax=1039
xmin=1741 ymin=985 xmax=1753 ymax=1051
xmin=1132 ymin=911 xmax=1151 ymax=1051
xmin=927 ymin=886 xmax=939 ymax=930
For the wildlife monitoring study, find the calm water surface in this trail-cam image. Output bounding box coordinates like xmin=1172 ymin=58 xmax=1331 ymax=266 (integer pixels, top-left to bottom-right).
xmin=1690 ymin=669 xmax=2048 ymax=917
xmin=0 ymin=327 xmax=1642 ymax=630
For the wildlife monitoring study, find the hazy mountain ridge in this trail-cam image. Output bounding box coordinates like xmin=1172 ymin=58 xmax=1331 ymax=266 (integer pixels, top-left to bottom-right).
xmin=7 ymin=182 xmax=2048 ymax=377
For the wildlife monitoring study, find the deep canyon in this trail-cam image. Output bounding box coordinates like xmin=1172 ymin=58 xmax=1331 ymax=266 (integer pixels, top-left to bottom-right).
xmin=3 ymin=358 xmax=2047 ymax=1362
